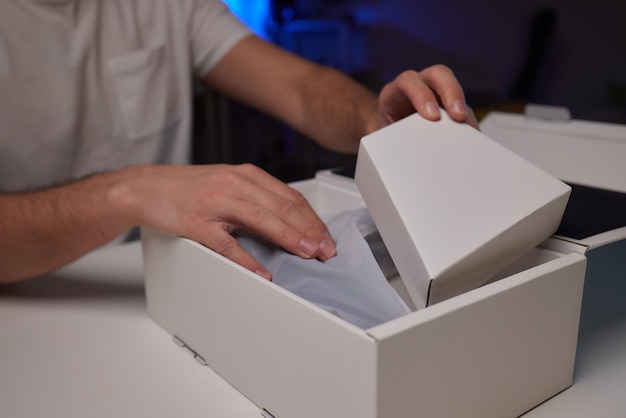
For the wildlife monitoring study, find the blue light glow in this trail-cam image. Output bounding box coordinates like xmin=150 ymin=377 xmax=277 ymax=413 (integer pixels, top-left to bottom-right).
xmin=223 ymin=0 xmax=269 ymax=37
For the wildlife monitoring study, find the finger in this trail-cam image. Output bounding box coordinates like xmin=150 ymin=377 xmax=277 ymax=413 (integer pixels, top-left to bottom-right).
xmin=199 ymin=165 xmax=336 ymax=261
xmin=232 ymin=164 xmax=328 ymax=229
xmin=232 ymin=164 xmax=335 ymax=245
xmin=226 ymin=197 xmax=336 ymax=261
xmin=197 ymin=224 xmax=273 ymax=281
xmin=382 ymin=70 xmax=441 ymax=122
xmin=465 ymin=107 xmax=480 ymax=130
xmin=419 ymin=65 xmax=468 ymax=121
xmin=239 ymin=186 xmax=337 ymax=260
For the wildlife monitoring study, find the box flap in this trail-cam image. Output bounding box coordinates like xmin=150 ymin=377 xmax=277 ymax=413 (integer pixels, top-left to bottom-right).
xmin=354 ymin=111 xmax=571 ymax=308
xmin=480 ymin=111 xmax=626 ymax=193
xmin=481 ymin=110 xmax=626 ymax=247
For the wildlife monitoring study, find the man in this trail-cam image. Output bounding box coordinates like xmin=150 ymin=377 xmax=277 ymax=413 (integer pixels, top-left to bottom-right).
xmin=0 ymin=0 xmax=476 ymax=283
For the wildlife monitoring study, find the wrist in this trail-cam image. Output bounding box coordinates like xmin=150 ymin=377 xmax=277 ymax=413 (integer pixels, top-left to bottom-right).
xmin=100 ymin=165 xmax=152 ymax=235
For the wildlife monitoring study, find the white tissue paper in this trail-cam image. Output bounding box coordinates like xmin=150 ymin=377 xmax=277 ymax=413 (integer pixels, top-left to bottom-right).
xmin=237 ymin=208 xmax=411 ymax=329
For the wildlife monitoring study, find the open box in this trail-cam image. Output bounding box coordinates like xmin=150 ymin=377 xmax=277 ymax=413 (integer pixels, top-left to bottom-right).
xmin=141 ymin=109 xmax=626 ymax=418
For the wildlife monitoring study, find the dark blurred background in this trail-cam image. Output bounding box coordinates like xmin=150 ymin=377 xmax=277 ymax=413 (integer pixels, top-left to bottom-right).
xmin=193 ymin=0 xmax=626 ymax=181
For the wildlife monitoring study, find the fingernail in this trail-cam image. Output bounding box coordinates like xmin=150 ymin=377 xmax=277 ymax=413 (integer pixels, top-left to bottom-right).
xmin=319 ymin=240 xmax=337 ymax=260
xmin=255 ymin=269 xmax=272 ymax=281
xmin=299 ymin=237 xmax=318 ymax=257
xmin=452 ymin=99 xmax=466 ymax=115
xmin=425 ymin=101 xmax=439 ymax=118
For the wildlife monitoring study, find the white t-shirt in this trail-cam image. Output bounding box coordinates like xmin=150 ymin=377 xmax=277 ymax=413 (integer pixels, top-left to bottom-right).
xmin=0 ymin=0 xmax=251 ymax=192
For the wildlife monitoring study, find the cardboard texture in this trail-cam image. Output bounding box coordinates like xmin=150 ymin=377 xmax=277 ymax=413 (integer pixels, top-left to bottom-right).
xmin=355 ymin=111 xmax=571 ymax=307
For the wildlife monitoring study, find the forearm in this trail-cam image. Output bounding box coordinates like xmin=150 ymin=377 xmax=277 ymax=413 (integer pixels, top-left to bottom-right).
xmin=0 ymin=170 xmax=138 ymax=283
xmin=0 ymin=164 xmax=338 ymax=283
xmin=296 ymin=64 xmax=379 ymax=153
xmin=206 ymin=36 xmax=475 ymax=156
xmin=204 ymin=35 xmax=379 ymax=154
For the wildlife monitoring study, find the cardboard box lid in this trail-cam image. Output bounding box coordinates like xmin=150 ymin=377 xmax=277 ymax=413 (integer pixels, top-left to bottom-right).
xmin=354 ymin=111 xmax=571 ymax=309
xmin=480 ymin=110 xmax=626 ymax=194
xmin=480 ymin=109 xmax=626 ymax=248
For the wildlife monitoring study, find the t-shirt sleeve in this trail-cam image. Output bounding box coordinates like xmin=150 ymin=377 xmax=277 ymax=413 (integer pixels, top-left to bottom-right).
xmin=188 ymin=0 xmax=252 ymax=79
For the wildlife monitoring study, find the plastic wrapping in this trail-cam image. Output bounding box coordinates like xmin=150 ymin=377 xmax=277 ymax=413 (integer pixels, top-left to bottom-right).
xmin=237 ymin=208 xmax=411 ymax=329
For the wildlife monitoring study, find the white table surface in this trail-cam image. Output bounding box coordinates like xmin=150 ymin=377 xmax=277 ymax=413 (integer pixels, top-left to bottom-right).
xmin=1 ymin=240 xmax=625 ymax=417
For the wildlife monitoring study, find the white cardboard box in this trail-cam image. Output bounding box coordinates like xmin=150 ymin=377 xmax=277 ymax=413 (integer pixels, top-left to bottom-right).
xmin=142 ymin=191 xmax=584 ymax=418
xmin=355 ymin=112 xmax=571 ymax=308
xmin=142 ymin=111 xmax=625 ymax=418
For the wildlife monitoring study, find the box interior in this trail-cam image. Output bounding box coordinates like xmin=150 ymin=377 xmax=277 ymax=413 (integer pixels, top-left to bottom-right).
xmin=557 ymin=182 xmax=626 ymax=239
xmin=289 ymin=176 xmax=574 ymax=320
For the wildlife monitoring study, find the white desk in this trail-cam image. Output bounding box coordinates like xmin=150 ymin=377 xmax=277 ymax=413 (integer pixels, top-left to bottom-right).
xmin=1 ymin=240 xmax=625 ymax=417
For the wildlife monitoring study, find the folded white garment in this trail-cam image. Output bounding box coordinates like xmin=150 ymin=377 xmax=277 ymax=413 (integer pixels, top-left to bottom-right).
xmin=237 ymin=208 xmax=411 ymax=329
